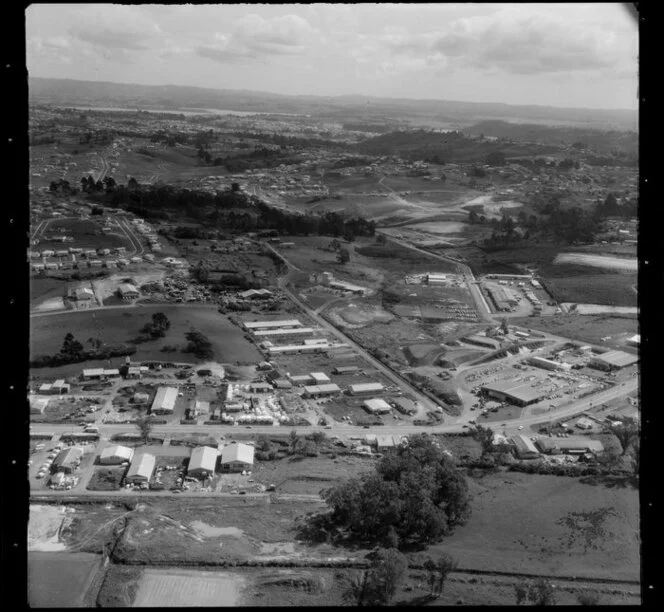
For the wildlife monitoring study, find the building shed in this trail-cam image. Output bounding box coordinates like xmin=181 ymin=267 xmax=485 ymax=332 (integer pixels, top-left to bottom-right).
xmin=190 ymin=400 xmax=210 ymax=416
xmin=220 ymin=443 xmax=255 ymax=472
xmin=303 ymin=383 xmax=341 ymax=398
xmin=125 ymin=453 xmax=156 ymax=484
xmin=528 ymin=356 xmax=572 ymax=371
xmin=151 ymin=386 xmax=178 ymax=414
xmin=333 ymin=366 xmax=360 ymax=375
xmin=310 ymin=372 xmax=331 ymax=384
xmin=511 ymin=435 xmax=540 ymax=459
xmin=288 ymin=374 xmax=312 ymax=386
xmin=481 ymin=379 xmax=547 ymax=406
xmin=99 ymin=445 xmax=134 ymax=465
xmin=188 ymin=446 xmax=218 ymax=479
xmin=243 ymin=319 xmax=302 ymax=330
xmin=349 ymin=382 xmax=385 ymax=395
xmin=253 ymin=327 xmax=317 ymax=337
xmin=376 ymin=435 xmax=396 ymax=450
xmin=627 ymin=334 xmax=640 ymax=347
xmin=575 ymin=417 xmax=595 ymax=430
xmin=118 ymin=283 xmax=140 ymax=300
xmin=52 ymin=447 xmax=83 ymax=474
xmin=273 ymin=379 xmax=293 ymax=390
xmin=589 ymin=350 xmax=639 ymax=371
xmin=250 ymin=382 xmax=273 ymax=393
xmin=535 ymin=437 xmax=604 ymax=455
xmin=133 ymin=392 xmax=150 ymax=404
xmin=82 ymin=368 xmax=106 ymax=380
xmin=391 ymin=397 xmax=416 ymax=415
xmin=29 ymin=396 xmax=49 ymax=414
xmin=363 ymin=398 xmax=392 ymax=414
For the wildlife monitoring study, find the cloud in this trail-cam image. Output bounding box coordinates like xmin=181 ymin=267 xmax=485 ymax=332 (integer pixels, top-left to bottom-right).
xmin=196 ymin=13 xmax=317 ymax=63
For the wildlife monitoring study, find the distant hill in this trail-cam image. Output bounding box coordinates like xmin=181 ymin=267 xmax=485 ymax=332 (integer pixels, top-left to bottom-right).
xmin=28 ymin=77 xmax=637 ymax=131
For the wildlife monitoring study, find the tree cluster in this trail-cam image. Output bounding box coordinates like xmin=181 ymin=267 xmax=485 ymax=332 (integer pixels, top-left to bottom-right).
xmin=320 ymin=435 xmax=471 ymax=547
xmin=183 ymin=328 xmax=214 ymax=359
xmin=140 ymin=312 xmax=171 ymax=339
xmin=30 ymin=333 xmax=137 ymax=368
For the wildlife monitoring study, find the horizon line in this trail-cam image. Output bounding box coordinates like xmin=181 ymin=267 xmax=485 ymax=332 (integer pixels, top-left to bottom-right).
xmin=28 ymin=75 xmax=639 ymax=115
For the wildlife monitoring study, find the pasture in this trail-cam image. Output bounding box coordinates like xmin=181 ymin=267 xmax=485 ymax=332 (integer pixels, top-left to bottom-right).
xmin=34 ymin=218 xmax=133 ymax=252
xmin=29 ymin=304 xmax=262 ymax=366
xmin=28 ymin=552 xmax=100 ymax=608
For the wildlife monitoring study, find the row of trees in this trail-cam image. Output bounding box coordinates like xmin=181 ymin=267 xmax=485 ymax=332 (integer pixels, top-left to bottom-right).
xmin=30 ymin=333 xmax=137 ymax=368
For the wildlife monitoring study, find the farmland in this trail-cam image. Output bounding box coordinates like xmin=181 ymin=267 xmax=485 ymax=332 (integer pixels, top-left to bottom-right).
xmin=30 ymin=304 xmax=262 ymax=367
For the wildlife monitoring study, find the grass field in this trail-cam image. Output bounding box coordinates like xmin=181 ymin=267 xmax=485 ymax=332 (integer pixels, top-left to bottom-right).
xmin=30 ymin=277 xmax=69 ymax=308
xmin=434 ymin=471 xmax=640 ymax=581
xmin=34 ymin=218 xmax=134 ymax=252
xmin=28 ymin=552 xmax=101 ymax=608
xmin=30 ymin=305 xmax=262 ymax=366
xmin=510 ymin=314 xmax=638 ymax=349
xmin=540 ymin=273 xmax=637 ymax=307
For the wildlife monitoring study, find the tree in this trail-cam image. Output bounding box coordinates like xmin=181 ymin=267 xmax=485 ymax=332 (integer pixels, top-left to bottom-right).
xmin=611 ymin=419 xmax=639 ymax=455
xmin=486 ymin=151 xmax=506 ymax=166
xmin=500 ymin=317 xmax=509 ymax=335
xmin=192 ymin=260 xmax=210 ymax=284
xmin=231 ymin=182 xmax=241 ymax=192
xmin=515 ymin=579 xmax=556 ymax=606
xmin=135 ymin=415 xmax=154 ymax=443
xmin=151 ymin=312 xmax=171 ymax=332
xmin=288 ymin=430 xmax=299 ymax=454
xmin=320 ymin=435 xmax=470 ymax=546
xmin=362 ymin=548 xmax=408 ymax=606
xmin=376 ymin=234 xmax=387 ymax=245
xmin=471 ymin=425 xmax=495 ymax=458
xmin=423 ymin=553 xmax=457 ymax=598
xmin=61 ymin=333 xmax=84 ymax=357
xmin=329 ymin=238 xmax=341 ymax=251
xmin=183 ymin=328 xmax=214 ymax=359
xmin=337 ymin=248 xmax=351 ymax=265
xmin=577 ymin=593 xmax=600 ymax=606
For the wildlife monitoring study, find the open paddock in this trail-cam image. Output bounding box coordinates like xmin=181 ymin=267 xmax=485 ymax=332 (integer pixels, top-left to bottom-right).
xmin=30 ymin=305 xmax=263 ymax=366
xmin=34 ymin=217 xmax=134 ymax=252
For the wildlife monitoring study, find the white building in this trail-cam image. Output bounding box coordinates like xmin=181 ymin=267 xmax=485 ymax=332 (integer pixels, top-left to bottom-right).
xmin=151 ymin=386 xmax=178 ymax=414
xmin=188 ymin=446 xmax=218 ymax=479
xmin=220 ymin=443 xmax=255 ymax=472
xmin=349 ymin=382 xmax=385 ymax=395
xmin=363 ymin=398 xmax=392 ymax=414
xmin=99 ymin=445 xmax=134 ymax=465
xmin=125 ymin=453 xmax=156 ymax=484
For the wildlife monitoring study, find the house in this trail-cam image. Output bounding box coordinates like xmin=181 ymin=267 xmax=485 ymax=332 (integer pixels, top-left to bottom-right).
xmin=118 ymin=283 xmax=140 ymax=301
xmin=376 ymin=435 xmax=397 ymax=451
xmin=68 ymin=287 xmax=95 ymax=301
xmin=51 ymin=379 xmax=70 ymax=394
xmin=51 ymin=447 xmax=83 ymax=474
xmin=363 ymin=398 xmax=392 ymax=414
xmin=187 ymin=446 xmax=218 ymax=479
xmin=151 ymin=386 xmax=178 ymax=414
xmin=220 ymin=442 xmax=255 ymax=472
xmin=125 ymin=453 xmax=156 ymax=484
xmin=99 ymin=445 xmax=134 ymax=465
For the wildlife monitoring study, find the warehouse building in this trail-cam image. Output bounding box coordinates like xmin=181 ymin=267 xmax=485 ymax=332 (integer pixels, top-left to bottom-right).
xmin=289 ymin=374 xmax=313 ymax=386
xmin=333 ymin=366 xmax=360 ymax=375
xmin=51 ymin=447 xmax=83 ymax=474
xmin=487 ymin=286 xmax=519 ymax=311
xmin=363 ymin=398 xmax=392 ymax=414
xmin=151 ymin=386 xmax=178 ymax=414
xmin=391 ymin=397 xmax=416 ymax=415
xmin=253 ymin=327 xmax=318 ymax=337
xmin=527 ymin=356 xmax=572 ymax=371
xmin=349 ymin=382 xmax=385 ymax=395
xmin=303 ymin=383 xmax=342 ymax=398
xmin=427 ymin=273 xmax=448 ymax=285
xmin=244 ymin=319 xmax=302 ymax=331
xmin=188 ymin=446 xmax=218 ymax=479
xmin=535 ymin=437 xmax=604 ymax=455
xmin=462 ymin=334 xmax=500 ymax=350
xmin=511 ymin=435 xmax=540 ymax=459
xmin=267 ymin=343 xmax=337 ymax=355
xmin=118 ymin=283 xmax=140 ymax=300
xmin=310 ymin=372 xmax=331 ymax=384
xmin=125 ymin=453 xmax=156 ymax=484
xmin=190 ymin=400 xmax=210 ymax=417
xmin=220 ymin=443 xmax=255 ymax=472
xmin=29 ymin=396 xmax=49 ymax=414
xmin=249 ymin=382 xmax=273 ymax=393
xmin=99 ymin=445 xmax=134 ymax=465
xmin=589 ymin=350 xmax=639 ymax=371
xmin=481 ymin=379 xmax=547 ymax=406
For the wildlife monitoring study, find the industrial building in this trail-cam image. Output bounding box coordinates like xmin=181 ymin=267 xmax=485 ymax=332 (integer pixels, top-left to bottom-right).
xmin=82 ymin=368 xmax=120 ymax=380
xmin=188 ymin=446 xmax=218 ymax=479
xmin=527 ymin=356 xmax=572 ymax=371
xmin=363 ymin=398 xmax=392 ymax=414
xmin=391 ymin=397 xmax=416 ymax=415
xmin=267 ymin=343 xmax=344 ymax=355
xmin=303 ymin=383 xmax=341 ymax=398
xmin=333 ymin=366 xmax=360 ymax=375
xmin=51 ymin=447 xmax=83 ymax=474
xmin=487 ymin=286 xmax=519 ymax=312
xmin=29 ymin=396 xmax=49 ymax=414
xmin=462 ymin=334 xmax=500 ymax=350
xmin=38 ymin=380 xmax=70 ymax=395
xmin=125 ymin=453 xmax=156 ymax=484
xmin=535 ymin=437 xmax=604 ymax=455
xmin=118 ymin=283 xmax=140 ymax=300
xmin=349 ymin=382 xmax=385 ymax=395
xmin=244 ymin=319 xmax=302 ymax=330
xmin=249 ymin=382 xmax=273 ymax=393
xmin=427 ymin=273 xmax=448 ymax=285
xmin=151 ymin=386 xmax=178 ymax=414
xmin=99 ymin=445 xmax=134 ymax=465
xmin=253 ymin=327 xmax=318 ymax=337
xmin=289 ymin=374 xmax=314 ymax=386
xmin=310 ymin=372 xmax=331 ymax=384
xmin=220 ymin=443 xmax=255 ymax=472
xmin=511 ymin=435 xmax=540 ymax=459
xmin=190 ymin=400 xmax=210 ymax=417
xmin=481 ymin=379 xmax=547 ymax=406
xmin=589 ymin=350 xmax=639 ymax=371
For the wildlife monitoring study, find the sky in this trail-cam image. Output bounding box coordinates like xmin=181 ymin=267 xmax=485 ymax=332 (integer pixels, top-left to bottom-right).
xmin=26 ymin=3 xmax=639 ymax=110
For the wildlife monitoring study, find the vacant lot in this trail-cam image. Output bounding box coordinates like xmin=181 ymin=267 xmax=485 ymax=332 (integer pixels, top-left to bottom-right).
xmin=434 ymin=471 xmax=640 ymax=581
xmin=35 ymin=218 xmax=133 ymax=252
xmin=133 ymin=568 xmax=248 ymax=607
xmin=554 ymin=252 xmax=637 ymax=272
xmin=30 ymin=276 xmax=70 ymax=309
xmin=28 ymin=551 xmax=101 ymax=608
xmin=540 ymin=273 xmax=637 ymax=307
xmin=87 ymin=466 xmax=126 ymax=491
xmin=30 ymin=305 xmax=262 ymax=365
xmin=511 ymin=314 xmax=638 ymax=349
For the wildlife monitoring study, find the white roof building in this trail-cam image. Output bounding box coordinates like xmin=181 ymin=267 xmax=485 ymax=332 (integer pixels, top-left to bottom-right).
xmin=350 ymin=382 xmax=385 ymax=395
xmin=29 ymin=396 xmax=49 ymax=414
xmin=363 ymin=398 xmax=392 ymax=414
xmin=126 ymin=453 xmax=156 ymax=482
xmin=243 ymin=319 xmax=302 ymax=330
xmin=151 ymin=386 xmax=178 ymax=413
xmin=310 ymin=372 xmax=331 ymax=384
xmin=188 ymin=446 xmax=218 ymax=477
xmin=99 ymin=445 xmax=134 ymax=465
xmin=220 ymin=443 xmax=255 ymax=469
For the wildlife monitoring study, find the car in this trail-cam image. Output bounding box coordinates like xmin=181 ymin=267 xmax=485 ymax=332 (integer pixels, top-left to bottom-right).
xmin=245 ymin=426 xmax=252 ymax=429
xmin=518 ymin=425 xmax=524 ymax=430
xmin=363 ymin=425 xmax=370 ymax=429
xmin=172 ymin=489 xmax=182 ymax=494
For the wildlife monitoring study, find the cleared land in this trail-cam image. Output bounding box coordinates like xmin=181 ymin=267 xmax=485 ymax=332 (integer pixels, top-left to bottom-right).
xmin=554 ymin=253 xmax=638 ymax=272
xmin=30 ymin=305 xmax=262 ymax=366
xmin=28 ymin=552 xmax=100 ymax=608
xmin=133 ymin=568 xmax=247 ymax=607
